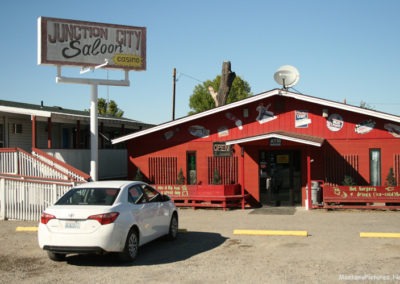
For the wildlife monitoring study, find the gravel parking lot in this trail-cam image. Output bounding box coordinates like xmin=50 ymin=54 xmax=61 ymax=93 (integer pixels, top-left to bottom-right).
xmin=1 ymin=207 xmax=400 ymax=284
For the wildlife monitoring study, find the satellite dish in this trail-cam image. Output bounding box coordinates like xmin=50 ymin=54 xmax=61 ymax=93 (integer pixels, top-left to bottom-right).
xmin=274 ymin=65 xmax=300 ymax=89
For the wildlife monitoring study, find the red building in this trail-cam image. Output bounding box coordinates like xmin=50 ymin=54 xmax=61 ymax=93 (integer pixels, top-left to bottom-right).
xmin=112 ymin=89 xmax=400 ymax=209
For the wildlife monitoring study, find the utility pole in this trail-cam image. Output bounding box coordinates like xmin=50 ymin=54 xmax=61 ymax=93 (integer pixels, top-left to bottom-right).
xmin=172 ymin=68 xmax=176 ymax=120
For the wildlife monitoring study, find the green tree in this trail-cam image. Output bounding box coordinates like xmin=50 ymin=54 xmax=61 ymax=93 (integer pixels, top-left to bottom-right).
xmin=385 ymin=167 xmax=397 ymax=186
xmin=188 ymin=75 xmax=252 ymax=115
xmin=97 ymin=98 xmax=124 ymax=117
xmin=360 ymin=101 xmax=374 ymax=110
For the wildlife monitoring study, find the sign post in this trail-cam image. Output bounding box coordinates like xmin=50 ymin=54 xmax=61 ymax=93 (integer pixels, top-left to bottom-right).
xmin=38 ymin=17 xmax=146 ymax=181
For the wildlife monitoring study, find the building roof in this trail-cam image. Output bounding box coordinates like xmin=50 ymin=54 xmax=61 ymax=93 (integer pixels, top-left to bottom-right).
xmin=112 ymin=88 xmax=400 ymax=144
xmin=0 ymin=99 xmax=154 ymax=129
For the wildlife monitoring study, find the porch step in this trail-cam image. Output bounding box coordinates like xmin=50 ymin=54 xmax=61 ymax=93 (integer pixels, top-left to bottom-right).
xmin=244 ymin=190 xmax=262 ymax=208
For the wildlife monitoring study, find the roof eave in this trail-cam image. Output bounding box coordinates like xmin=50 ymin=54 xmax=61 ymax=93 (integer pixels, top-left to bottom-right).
xmin=283 ymin=91 xmax=400 ymax=123
xmin=111 ymin=89 xmax=281 ymax=144
xmin=226 ymin=133 xmax=324 ymax=147
xmin=0 ymin=105 xmax=52 ymax=117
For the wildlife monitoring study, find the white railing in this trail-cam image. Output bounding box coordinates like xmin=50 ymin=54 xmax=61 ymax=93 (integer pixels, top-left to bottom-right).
xmin=0 ymin=177 xmax=84 ymax=221
xmin=0 ymin=148 xmax=89 ymax=221
xmin=0 ymin=148 xmax=91 ymax=182
xmin=0 ymin=148 xmax=71 ymax=180
xmin=32 ymin=148 xmax=91 ymax=182
xmin=32 ymin=153 xmax=84 ymax=181
xmin=19 ymin=151 xmax=70 ymax=180
xmin=0 ymin=151 xmax=18 ymax=174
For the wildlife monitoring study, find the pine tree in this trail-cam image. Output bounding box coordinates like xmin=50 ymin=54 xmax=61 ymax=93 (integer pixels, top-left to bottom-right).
xmin=213 ymin=168 xmax=222 ymax=184
xmin=385 ymin=167 xmax=397 ymax=186
xmin=342 ymin=175 xmax=355 ymax=186
xmin=176 ymin=168 xmax=185 ymax=184
xmin=135 ymin=168 xmax=143 ymax=181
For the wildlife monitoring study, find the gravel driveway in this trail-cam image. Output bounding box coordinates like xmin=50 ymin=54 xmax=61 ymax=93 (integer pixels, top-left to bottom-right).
xmin=1 ymin=207 xmax=400 ymax=284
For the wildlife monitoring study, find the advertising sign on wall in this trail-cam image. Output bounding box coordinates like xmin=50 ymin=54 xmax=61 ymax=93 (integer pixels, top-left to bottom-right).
xmin=38 ymin=17 xmax=146 ymax=70
xmin=295 ymin=110 xmax=311 ymax=128
xmin=327 ymin=113 xmax=344 ymax=132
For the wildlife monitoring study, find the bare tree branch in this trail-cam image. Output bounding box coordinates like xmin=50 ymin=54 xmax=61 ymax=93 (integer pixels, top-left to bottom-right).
xmin=215 ymin=61 xmax=236 ymax=107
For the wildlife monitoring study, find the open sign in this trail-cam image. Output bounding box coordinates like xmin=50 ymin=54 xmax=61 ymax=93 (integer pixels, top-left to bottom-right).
xmin=213 ymin=142 xmax=232 ymax=157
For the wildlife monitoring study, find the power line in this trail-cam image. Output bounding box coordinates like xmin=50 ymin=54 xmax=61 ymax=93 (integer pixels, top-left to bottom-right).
xmin=176 ymin=72 xmax=203 ymax=83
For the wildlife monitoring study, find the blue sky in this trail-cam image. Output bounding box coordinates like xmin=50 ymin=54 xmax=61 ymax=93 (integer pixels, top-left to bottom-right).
xmin=1 ymin=0 xmax=400 ymax=124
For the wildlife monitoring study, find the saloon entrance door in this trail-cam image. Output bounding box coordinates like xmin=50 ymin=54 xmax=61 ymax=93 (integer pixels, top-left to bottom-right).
xmin=259 ymin=150 xmax=301 ymax=206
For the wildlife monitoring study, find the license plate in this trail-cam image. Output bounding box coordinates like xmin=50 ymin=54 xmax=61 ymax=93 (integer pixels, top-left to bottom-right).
xmin=65 ymin=221 xmax=80 ymax=229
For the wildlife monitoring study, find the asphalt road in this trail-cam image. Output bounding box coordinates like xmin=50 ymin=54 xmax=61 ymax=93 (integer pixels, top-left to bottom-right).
xmin=1 ymin=207 xmax=400 ymax=283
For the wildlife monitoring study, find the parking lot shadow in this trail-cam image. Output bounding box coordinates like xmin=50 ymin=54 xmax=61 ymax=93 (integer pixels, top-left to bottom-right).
xmin=66 ymin=231 xmax=227 ymax=267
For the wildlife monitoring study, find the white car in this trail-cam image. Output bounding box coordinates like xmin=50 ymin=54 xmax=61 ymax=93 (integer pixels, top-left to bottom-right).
xmin=38 ymin=180 xmax=178 ymax=262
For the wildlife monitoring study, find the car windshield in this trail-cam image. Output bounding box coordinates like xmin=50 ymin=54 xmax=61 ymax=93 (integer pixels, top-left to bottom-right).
xmin=56 ymin=188 xmax=120 ymax=206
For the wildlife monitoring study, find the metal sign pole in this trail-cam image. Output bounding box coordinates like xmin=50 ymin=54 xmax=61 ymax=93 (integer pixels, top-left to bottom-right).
xmin=90 ymin=84 xmax=99 ymax=181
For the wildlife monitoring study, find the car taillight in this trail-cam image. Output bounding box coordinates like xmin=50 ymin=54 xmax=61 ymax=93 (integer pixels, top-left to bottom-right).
xmin=41 ymin=212 xmax=56 ymax=224
xmin=87 ymin=212 xmax=119 ymax=225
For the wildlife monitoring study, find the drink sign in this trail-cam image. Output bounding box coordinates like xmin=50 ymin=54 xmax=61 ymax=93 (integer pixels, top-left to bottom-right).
xmin=38 ymin=17 xmax=146 ymax=70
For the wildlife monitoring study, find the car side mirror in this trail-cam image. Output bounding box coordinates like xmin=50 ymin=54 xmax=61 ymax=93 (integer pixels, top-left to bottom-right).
xmin=162 ymin=194 xmax=171 ymax=202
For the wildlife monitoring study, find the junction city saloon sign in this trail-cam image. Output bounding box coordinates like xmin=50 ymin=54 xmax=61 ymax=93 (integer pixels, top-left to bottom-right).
xmin=38 ymin=17 xmax=146 ymax=70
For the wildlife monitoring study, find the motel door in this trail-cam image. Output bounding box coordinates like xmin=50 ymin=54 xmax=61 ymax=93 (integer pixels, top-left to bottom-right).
xmin=259 ymin=150 xmax=301 ymax=206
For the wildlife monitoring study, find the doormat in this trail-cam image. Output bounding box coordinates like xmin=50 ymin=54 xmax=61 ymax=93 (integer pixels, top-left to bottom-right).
xmin=249 ymin=207 xmax=296 ymax=215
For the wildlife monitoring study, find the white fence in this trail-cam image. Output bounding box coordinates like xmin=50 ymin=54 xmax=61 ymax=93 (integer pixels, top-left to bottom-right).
xmin=0 ymin=148 xmax=127 ymax=221
xmin=0 ymin=177 xmax=84 ymax=221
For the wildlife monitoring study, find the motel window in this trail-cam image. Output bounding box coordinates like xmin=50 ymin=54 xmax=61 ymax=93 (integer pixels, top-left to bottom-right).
xmin=370 ymin=149 xmax=381 ymax=186
xmin=187 ymin=152 xmax=197 ymax=185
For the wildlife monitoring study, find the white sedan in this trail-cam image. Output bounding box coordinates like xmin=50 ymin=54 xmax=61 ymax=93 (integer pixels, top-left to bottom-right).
xmin=38 ymin=180 xmax=178 ymax=262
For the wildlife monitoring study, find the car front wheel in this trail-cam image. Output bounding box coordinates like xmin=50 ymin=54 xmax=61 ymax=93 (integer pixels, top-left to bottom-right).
xmin=120 ymin=228 xmax=139 ymax=262
xmin=167 ymin=214 xmax=178 ymax=240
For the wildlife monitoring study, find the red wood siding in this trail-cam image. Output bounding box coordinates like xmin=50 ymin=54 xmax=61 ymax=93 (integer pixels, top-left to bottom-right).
xmin=242 ymin=147 xmax=261 ymax=201
xmin=149 ymin=157 xmax=177 ymax=184
xmin=207 ymin=156 xmax=238 ymax=184
xmin=395 ymin=154 xmax=400 ymax=186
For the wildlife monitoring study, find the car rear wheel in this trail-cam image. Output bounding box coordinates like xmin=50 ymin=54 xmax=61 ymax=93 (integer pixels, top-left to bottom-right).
xmin=167 ymin=214 xmax=178 ymax=240
xmin=47 ymin=251 xmax=66 ymax=261
xmin=120 ymin=228 xmax=139 ymax=262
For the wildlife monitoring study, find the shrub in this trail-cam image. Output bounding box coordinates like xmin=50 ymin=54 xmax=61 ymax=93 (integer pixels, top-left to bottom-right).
xmin=176 ymin=168 xmax=185 ymax=184
xmin=385 ymin=167 xmax=397 ymax=186
xmin=342 ymin=175 xmax=356 ymax=186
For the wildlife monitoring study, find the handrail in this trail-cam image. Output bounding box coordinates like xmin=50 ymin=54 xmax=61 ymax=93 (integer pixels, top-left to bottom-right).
xmin=0 ymin=147 xmax=90 ymax=182
xmin=32 ymin=148 xmax=91 ymax=181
